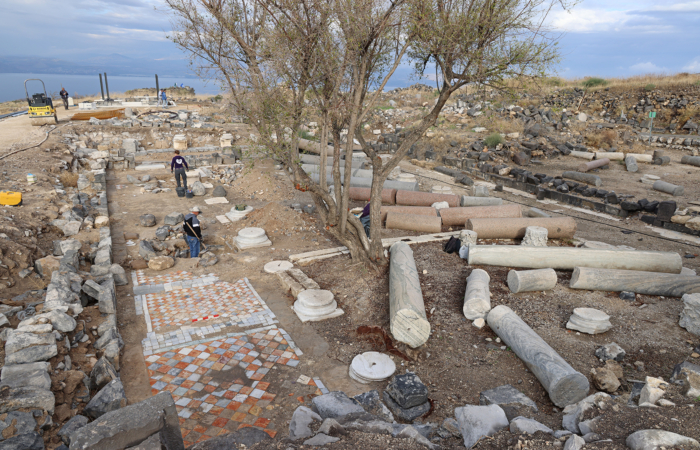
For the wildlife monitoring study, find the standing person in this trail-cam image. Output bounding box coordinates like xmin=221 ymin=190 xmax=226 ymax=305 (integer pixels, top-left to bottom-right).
xmin=60 ymin=87 xmax=69 ymax=110
xmin=183 ymin=206 xmax=203 ymax=258
xmin=171 ymin=150 xmax=189 ymax=191
xmin=161 ymin=89 xmax=167 ymax=108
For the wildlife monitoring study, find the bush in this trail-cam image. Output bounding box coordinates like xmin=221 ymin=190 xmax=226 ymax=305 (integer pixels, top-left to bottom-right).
xmin=582 ymin=77 xmax=607 ymax=88
xmin=59 ymin=172 xmax=79 ymax=188
xmin=644 ymin=84 xmax=656 ymax=91
xmin=545 ymin=77 xmax=564 ymax=87
xmin=484 ymin=133 xmax=503 ymax=148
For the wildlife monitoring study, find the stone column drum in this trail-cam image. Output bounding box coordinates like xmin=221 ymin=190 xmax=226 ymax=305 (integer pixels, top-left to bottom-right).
xmin=389 ymin=242 xmax=430 ymax=348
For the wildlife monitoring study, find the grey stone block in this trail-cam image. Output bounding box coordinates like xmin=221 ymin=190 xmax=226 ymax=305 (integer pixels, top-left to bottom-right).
xmin=90 ymin=357 xmax=119 ymax=391
xmin=455 ymin=404 xmax=509 ymax=448
xmin=0 ymin=432 xmax=44 ymax=450
xmin=84 ymin=379 xmax=127 ymax=419
xmin=311 ymin=391 xmax=365 ymax=419
xmin=0 ymin=386 xmax=55 ymax=415
xmin=382 ymin=391 xmax=430 ymax=422
xmin=163 ymin=212 xmax=184 ymax=226
xmin=479 ymin=384 xmax=539 ymax=420
xmin=353 ymin=390 xmax=394 ymax=423
xmin=385 ymin=373 xmax=428 ymax=409
xmin=0 ymin=369 xmax=51 ymax=390
xmin=58 ymin=415 xmax=88 ymax=445
xmin=509 ymin=416 xmax=553 ymax=435
xmin=70 ymin=392 xmax=184 ymax=450
xmin=289 ymin=406 xmax=322 ymax=440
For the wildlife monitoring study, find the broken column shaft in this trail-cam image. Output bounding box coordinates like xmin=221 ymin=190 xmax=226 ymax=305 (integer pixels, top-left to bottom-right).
xmin=507 ymin=269 xmax=558 ymax=293
xmin=389 ymin=242 xmax=431 ymax=348
xmin=578 ymin=158 xmax=609 ymax=173
xmin=386 ymin=212 xmax=442 ymax=233
xmin=487 ymin=305 xmax=589 ymax=407
xmin=439 ymin=204 xmax=522 ymax=227
xmin=562 ymin=171 xmax=602 ymax=187
xmin=570 ymin=267 xmax=700 ymax=297
xmin=466 ymin=217 xmax=576 ymax=240
xmin=463 ymin=269 xmax=491 ymax=320
xmin=396 ymin=190 xmax=460 ymax=207
xmin=466 ymin=245 xmax=682 ymax=273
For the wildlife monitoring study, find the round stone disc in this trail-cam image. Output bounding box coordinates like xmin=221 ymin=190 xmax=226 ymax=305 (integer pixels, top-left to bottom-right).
xmin=573 ymin=307 xmax=610 ymax=321
xmin=264 ymin=261 xmax=293 ymax=273
xmin=237 ymin=227 xmax=268 ymax=244
xmin=349 ymin=352 xmax=396 ymax=383
xmin=296 ymin=289 xmax=334 ymax=309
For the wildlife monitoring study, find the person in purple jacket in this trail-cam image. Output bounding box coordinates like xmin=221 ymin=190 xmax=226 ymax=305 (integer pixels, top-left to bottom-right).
xmin=171 ymin=150 xmax=189 ymax=191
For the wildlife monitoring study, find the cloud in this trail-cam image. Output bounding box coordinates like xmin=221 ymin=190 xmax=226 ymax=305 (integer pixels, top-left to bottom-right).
xmin=549 ymin=8 xmax=630 ymax=33
xmin=683 ymin=58 xmax=700 ymax=72
xmin=629 ymin=62 xmax=669 ymax=73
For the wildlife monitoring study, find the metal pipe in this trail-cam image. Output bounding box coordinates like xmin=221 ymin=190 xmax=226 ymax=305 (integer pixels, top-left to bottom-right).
xmin=155 ymin=74 xmax=159 ymax=99
xmin=99 ymin=74 xmax=105 ymax=100
xmin=104 ymin=72 xmax=111 ymax=101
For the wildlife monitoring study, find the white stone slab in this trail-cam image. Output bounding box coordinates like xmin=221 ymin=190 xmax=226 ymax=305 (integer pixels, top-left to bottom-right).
xmin=264 ymin=261 xmax=294 ymax=273
xmin=215 ymin=215 xmax=231 ymax=224
xmin=136 ymin=164 xmax=165 ymax=171
xmin=202 ymin=182 xmax=214 ymax=188
xmin=205 ymin=197 xmax=230 ymax=205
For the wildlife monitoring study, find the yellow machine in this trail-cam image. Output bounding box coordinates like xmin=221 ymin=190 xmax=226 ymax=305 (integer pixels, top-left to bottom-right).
xmin=25 ymin=79 xmax=58 ymax=126
xmin=0 ymin=191 xmax=22 ymax=206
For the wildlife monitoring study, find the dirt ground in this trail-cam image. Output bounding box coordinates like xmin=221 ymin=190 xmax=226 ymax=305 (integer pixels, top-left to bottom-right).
xmin=1 ymin=92 xmax=700 ymax=449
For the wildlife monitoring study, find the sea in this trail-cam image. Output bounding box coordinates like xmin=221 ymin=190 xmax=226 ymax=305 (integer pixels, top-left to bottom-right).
xmin=0 ymin=73 xmax=224 ymax=103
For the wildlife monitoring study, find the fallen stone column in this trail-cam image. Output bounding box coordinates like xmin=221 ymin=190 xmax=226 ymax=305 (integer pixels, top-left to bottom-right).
xmin=300 ymin=154 xmax=365 ymax=168
xmin=440 ymin=204 xmax=522 ymax=227
xmin=466 ymin=217 xmax=576 ymax=240
xmin=625 ymin=155 xmax=639 ymax=172
xmin=349 ymin=187 xmax=397 ymax=204
xmin=681 ymin=155 xmax=700 ymax=168
xmin=463 ymin=269 xmax=491 ymax=320
xmin=562 ymin=171 xmax=602 ymax=187
xmin=389 ymin=242 xmax=431 ymax=348
xmin=460 ymin=196 xmax=503 ymax=207
xmin=654 ymin=156 xmax=671 ymax=165
xmin=570 ymin=267 xmax=700 ymax=297
xmin=487 ymin=305 xmax=589 ymax=407
xmin=380 ymin=206 xmax=437 ymax=222
xmin=570 ymin=151 xmax=594 ymax=160
xmin=396 ymin=190 xmax=460 ymax=207
xmin=466 ymin=245 xmax=683 ymax=273
xmin=507 ymin=269 xmax=558 ymax=293
xmin=653 ymin=180 xmax=684 ymax=196
xmin=312 ymin=175 xmax=418 ymax=191
xmin=594 ymin=152 xmax=624 ymax=161
xmin=626 ymin=153 xmax=653 ymax=163
xmin=578 ymin=158 xmax=610 ymax=173
xmin=298 ymin=138 xmax=361 ymax=155
xmin=353 ymin=168 xmax=374 ymax=178
xmin=386 ymin=212 xmax=442 ymax=233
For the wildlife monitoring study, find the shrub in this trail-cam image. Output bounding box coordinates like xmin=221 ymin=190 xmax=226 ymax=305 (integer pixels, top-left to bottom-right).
xmin=59 ymin=172 xmax=79 ymax=188
xmin=545 ymin=77 xmax=564 ymax=87
xmin=484 ymin=133 xmax=503 ymax=148
xmin=582 ymin=77 xmax=607 ymax=88
xmin=644 ymin=84 xmax=656 ymax=91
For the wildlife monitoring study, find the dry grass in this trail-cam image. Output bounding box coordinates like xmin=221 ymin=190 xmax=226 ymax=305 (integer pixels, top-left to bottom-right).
xmin=59 ymin=172 xmax=79 ymax=188
xmin=586 ymin=129 xmax=618 ymax=149
xmin=477 ymin=114 xmax=525 ymax=134
xmin=678 ymin=106 xmax=700 ymax=126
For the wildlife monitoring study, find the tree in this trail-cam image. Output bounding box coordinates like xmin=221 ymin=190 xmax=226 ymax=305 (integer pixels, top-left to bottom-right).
xmin=165 ymin=0 xmax=575 ymax=269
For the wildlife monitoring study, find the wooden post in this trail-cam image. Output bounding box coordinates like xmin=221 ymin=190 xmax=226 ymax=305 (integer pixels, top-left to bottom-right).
xmin=466 ymin=245 xmax=683 ymax=274
xmin=467 ymin=217 xmax=576 ymax=240
xmin=508 ymin=269 xmax=558 ymax=293
xmin=487 ymin=305 xmax=590 ymax=407
xmin=463 ymin=269 xmax=491 ymax=320
xmin=389 ymin=242 xmax=431 ymax=348
xmin=570 ymin=267 xmax=700 ymax=297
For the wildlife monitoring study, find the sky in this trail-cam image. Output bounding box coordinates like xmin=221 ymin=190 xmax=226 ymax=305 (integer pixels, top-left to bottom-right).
xmin=0 ymin=0 xmax=699 ymax=81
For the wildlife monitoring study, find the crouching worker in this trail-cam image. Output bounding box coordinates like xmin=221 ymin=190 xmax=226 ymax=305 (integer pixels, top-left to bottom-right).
xmin=183 ymin=206 xmax=203 ymax=257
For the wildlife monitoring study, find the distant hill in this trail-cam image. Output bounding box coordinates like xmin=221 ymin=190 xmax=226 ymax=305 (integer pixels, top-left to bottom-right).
xmin=0 ymin=55 xmax=193 ymax=77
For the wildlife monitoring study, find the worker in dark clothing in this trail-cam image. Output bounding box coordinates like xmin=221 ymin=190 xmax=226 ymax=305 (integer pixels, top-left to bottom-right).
xmin=161 ymin=89 xmax=167 ymax=108
xmin=171 ymin=150 xmax=189 ymax=191
xmin=360 ymin=202 xmax=371 ymax=237
xmin=183 ymin=206 xmax=203 ymax=257
xmin=60 ymin=88 xmax=69 ymax=110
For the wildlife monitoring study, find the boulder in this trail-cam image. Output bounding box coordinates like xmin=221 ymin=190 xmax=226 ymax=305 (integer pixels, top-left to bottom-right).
xmin=289 ymin=406 xmax=322 ymax=440
xmin=479 ymin=384 xmax=538 ymax=420
xmin=0 ymin=369 xmax=51 ymax=390
xmin=680 ymin=293 xmax=700 ymax=336
xmin=163 ymin=212 xmax=184 ymax=226
xmin=155 ymin=226 xmax=170 ymax=241
xmin=148 ymin=256 xmax=175 ymax=271
xmin=58 ymin=415 xmax=89 ymax=445
xmin=591 ymin=366 xmax=620 ymax=393
xmin=34 ymin=255 xmax=61 ymax=279
xmin=0 ymin=386 xmax=55 ymax=414
xmin=110 ymin=264 xmax=128 ymax=286
xmin=90 ymin=357 xmax=119 ymax=390
xmin=311 ymin=391 xmax=365 ymax=419
xmin=509 ymin=416 xmax=553 ymax=435
xmin=62 ymin=221 xmax=82 ymax=237
xmin=95 ymin=216 xmax=110 ymax=228
xmin=139 ymin=214 xmax=156 ymax=227
xmin=198 ymin=252 xmax=218 ymax=267
xmin=595 ymin=343 xmax=625 ymax=362
xmin=212 ymin=185 xmax=227 ymax=197
xmin=626 ymin=430 xmax=700 ymax=450
xmin=0 ymin=432 xmax=44 ymax=450
xmin=303 ymin=433 xmax=340 ymax=446
xmin=84 ymin=379 xmax=127 ymax=419
xmin=138 ymin=241 xmax=157 ymax=261
xmin=354 ymin=390 xmax=395 ymax=422
xmin=455 ymin=404 xmax=509 ymax=448
xmin=191 ymin=181 xmax=206 ymax=196
xmin=385 ymin=372 xmax=428 ymax=409
xmin=0 ymin=411 xmax=38 ymax=439
xmin=564 ymin=434 xmax=585 ymax=450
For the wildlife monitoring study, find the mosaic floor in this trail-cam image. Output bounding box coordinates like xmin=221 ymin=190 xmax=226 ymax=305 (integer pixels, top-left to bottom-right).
xmin=133 ymin=270 xmax=327 ymax=446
